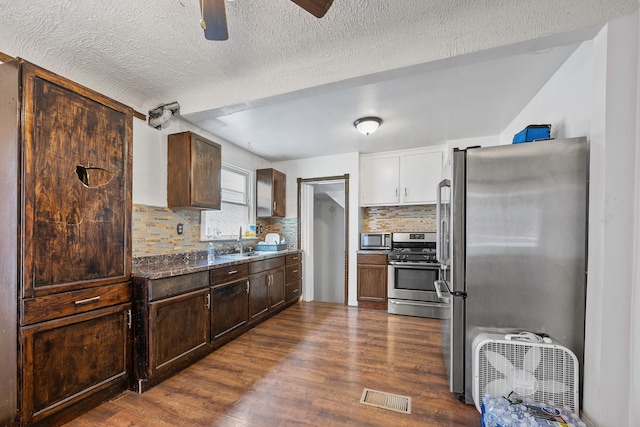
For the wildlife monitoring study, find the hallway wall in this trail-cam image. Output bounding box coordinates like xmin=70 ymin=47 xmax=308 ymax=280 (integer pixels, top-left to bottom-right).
xmin=313 ymin=194 xmax=345 ymax=303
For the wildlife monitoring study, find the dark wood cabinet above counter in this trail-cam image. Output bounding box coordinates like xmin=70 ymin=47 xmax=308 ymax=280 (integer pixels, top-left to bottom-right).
xmin=256 ymin=168 xmax=286 ymax=217
xmin=167 ymin=131 xmax=222 ymax=210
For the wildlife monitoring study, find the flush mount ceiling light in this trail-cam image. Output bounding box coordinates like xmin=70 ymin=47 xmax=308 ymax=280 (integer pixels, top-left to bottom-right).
xmin=354 ymin=117 xmax=382 ymax=136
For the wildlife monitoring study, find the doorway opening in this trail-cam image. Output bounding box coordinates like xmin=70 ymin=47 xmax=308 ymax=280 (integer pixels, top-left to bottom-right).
xmin=298 ymin=175 xmax=349 ymax=304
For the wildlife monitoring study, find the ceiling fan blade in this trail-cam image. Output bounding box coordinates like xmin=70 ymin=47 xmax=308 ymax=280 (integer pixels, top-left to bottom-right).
xmin=202 ymin=0 xmax=228 ymax=40
xmin=289 ymin=0 xmax=334 ymax=18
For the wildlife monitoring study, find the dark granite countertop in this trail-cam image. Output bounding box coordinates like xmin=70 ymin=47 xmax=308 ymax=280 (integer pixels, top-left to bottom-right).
xmin=356 ymin=249 xmax=391 ymax=255
xmin=133 ymin=249 xmax=302 ymax=280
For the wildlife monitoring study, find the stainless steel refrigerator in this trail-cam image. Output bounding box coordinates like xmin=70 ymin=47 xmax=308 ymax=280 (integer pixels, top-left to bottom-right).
xmin=435 ymin=138 xmax=588 ymax=405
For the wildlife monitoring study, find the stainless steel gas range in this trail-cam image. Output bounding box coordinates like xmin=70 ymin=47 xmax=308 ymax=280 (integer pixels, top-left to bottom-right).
xmin=387 ymin=232 xmax=448 ymax=319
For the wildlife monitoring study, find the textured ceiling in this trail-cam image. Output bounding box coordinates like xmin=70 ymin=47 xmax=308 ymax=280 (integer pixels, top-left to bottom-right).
xmin=1 ymin=0 xmax=638 ymax=160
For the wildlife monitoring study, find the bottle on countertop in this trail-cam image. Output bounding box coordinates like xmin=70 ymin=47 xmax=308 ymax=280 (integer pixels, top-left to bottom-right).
xmin=207 ymin=242 xmax=215 ymax=262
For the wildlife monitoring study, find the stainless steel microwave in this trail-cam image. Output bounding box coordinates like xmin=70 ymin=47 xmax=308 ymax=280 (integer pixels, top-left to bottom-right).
xmin=360 ymin=233 xmax=391 ymax=250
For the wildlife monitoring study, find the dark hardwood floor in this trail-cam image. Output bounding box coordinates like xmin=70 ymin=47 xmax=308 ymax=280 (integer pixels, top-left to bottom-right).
xmin=67 ymin=302 xmax=480 ymax=426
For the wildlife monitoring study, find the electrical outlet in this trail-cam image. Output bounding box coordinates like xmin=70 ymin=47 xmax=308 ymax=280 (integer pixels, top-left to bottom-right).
xmin=177 ymin=223 xmax=184 ymax=235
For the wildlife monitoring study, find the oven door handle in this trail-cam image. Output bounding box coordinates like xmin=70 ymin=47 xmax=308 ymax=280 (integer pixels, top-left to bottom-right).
xmin=433 ymin=280 xmax=451 ymax=304
xmin=388 ymin=262 xmax=441 ymax=269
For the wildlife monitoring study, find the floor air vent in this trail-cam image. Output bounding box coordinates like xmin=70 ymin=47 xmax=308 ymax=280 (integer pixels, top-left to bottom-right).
xmin=360 ymin=388 xmax=412 ymax=414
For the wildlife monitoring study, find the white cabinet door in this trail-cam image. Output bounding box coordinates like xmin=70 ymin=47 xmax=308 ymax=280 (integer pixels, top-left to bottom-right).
xmin=360 ymin=156 xmax=400 ymax=205
xmin=401 ymin=151 xmax=443 ymax=204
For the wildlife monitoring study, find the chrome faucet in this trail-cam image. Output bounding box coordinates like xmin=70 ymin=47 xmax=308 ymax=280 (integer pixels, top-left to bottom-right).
xmin=237 ymin=226 xmax=243 ymax=254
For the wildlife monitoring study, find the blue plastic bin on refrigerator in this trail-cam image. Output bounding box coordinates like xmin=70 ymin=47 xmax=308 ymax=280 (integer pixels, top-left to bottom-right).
xmin=512 ymin=124 xmax=551 ymax=143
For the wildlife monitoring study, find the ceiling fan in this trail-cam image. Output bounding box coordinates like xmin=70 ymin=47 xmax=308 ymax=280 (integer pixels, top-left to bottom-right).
xmin=200 ymin=0 xmax=334 ymax=40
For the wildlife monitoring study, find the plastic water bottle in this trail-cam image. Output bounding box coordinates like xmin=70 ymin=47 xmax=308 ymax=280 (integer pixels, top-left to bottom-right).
xmin=207 ymin=242 xmax=215 ymax=262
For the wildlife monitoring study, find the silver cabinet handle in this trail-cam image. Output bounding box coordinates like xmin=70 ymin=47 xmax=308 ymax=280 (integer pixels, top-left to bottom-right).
xmin=293 ymin=269 xmax=299 ymax=273
xmin=246 ymin=280 xmax=250 ymax=293
xmin=206 ymin=293 xmax=211 ymax=309
xmin=228 ymin=270 xmax=238 ymax=275
xmin=74 ymin=296 xmax=101 ymax=305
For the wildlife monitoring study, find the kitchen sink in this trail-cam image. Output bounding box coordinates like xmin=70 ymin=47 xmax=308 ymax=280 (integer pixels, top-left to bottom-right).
xmin=221 ymin=252 xmax=260 ymax=258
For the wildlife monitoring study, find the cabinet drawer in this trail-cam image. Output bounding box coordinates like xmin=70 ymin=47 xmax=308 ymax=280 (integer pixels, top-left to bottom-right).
xmin=149 ymin=271 xmax=209 ymax=301
xmin=249 ymin=256 xmax=285 ymax=274
xmin=285 ymin=253 xmax=301 ymax=265
xmin=285 ymin=264 xmax=302 ymax=283
xmin=21 ymin=282 xmax=131 ymax=325
xmin=211 ymin=263 xmax=249 ymax=285
xmin=357 ymin=253 xmax=388 ymax=265
xmin=285 ymin=280 xmax=301 ymax=302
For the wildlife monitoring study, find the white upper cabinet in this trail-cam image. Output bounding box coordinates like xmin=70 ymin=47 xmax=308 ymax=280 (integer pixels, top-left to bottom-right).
xmin=360 ymin=155 xmax=400 ymax=205
xmin=401 ymin=151 xmax=442 ymax=204
xmin=360 ymin=148 xmax=444 ymax=206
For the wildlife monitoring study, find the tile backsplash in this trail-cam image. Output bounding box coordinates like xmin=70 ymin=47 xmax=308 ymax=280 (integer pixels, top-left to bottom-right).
xmin=362 ymin=205 xmax=436 ymax=232
xmin=132 ymin=203 xmax=433 ymax=257
xmin=256 ymin=217 xmax=298 ymax=248
xmin=133 ymin=204 xmax=298 ymax=258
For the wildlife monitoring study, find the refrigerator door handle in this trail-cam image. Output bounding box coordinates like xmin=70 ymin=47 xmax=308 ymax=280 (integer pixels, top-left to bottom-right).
xmin=440 ymin=279 xmax=467 ymax=299
xmin=436 ymin=179 xmax=451 ymax=265
xmin=433 ymin=280 xmax=450 ymax=304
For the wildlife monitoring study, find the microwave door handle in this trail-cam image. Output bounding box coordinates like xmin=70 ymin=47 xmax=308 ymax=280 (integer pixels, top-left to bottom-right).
xmin=436 ymin=179 xmax=451 ymax=265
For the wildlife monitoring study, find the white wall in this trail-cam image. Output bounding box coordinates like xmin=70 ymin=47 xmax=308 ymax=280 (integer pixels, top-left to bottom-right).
xmin=582 ymin=12 xmax=639 ymax=427
xmin=500 ymin=41 xmax=594 ymax=144
xmin=274 ymin=152 xmax=360 ymax=305
xmin=132 ymin=118 xmax=270 ymax=207
xmin=499 ymin=13 xmax=640 ymax=426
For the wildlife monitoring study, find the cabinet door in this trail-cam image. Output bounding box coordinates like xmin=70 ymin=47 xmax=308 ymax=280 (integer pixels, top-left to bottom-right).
xmin=212 ymin=279 xmax=249 ymax=343
xmin=23 ymin=66 xmax=131 ymax=297
xmin=190 ymin=133 xmax=222 ymax=209
xmin=20 ymin=304 xmax=130 ymax=425
xmin=248 ymin=272 xmax=270 ymax=322
xmin=272 ymin=169 xmax=286 ymax=217
xmin=149 ymin=289 xmax=210 ymax=373
xmin=360 ymin=156 xmax=400 ymax=206
xmin=167 ymin=131 xmax=221 ymax=210
xmin=357 ymin=264 xmax=387 ymax=302
xmin=269 ymin=267 xmax=285 ymax=310
xmin=401 ymin=151 xmax=443 ymax=204
xmin=256 ymin=168 xmax=286 ymax=217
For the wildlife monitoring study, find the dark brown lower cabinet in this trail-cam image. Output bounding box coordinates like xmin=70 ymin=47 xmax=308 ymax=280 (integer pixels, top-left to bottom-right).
xmin=269 ymin=267 xmax=286 ymax=310
xmin=149 ymin=289 xmax=210 ymax=375
xmin=133 ymin=253 xmax=302 ymax=394
xmin=248 ymin=271 xmax=270 ymax=323
xmin=357 ymin=253 xmax=388 ymax=310
xmin=20 ymin=303 xmax=131 ymax=426
xmin=248 ymin=256 xmax=286 ymax=325
xmin=212 ymin=278 xmax=249 ymax=345
xmin=285 ymin=254 xmax=302 ymax=303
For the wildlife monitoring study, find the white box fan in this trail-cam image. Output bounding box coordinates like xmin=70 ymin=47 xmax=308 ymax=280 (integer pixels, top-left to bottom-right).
xmin=472 ymin=332 xmax=579 ymax=414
